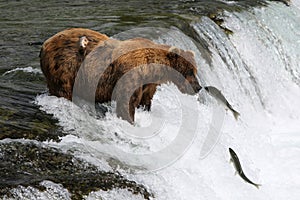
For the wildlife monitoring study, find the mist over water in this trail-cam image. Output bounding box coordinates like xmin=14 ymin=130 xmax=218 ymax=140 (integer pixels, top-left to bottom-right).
xmin=1 ymin=0 xmax=300 ymax=199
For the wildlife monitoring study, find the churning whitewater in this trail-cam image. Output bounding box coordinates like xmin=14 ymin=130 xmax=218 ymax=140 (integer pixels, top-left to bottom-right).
xmin=32 ymin=1 xmax=300 ymax=200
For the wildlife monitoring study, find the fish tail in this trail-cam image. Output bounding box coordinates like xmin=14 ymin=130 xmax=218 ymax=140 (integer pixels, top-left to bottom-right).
xmin=232 ymin=110 xmax=240 ymax=120
xmin=254 ymin=183 xmax=262 ymax=189
xmin=226 ymin=102 xmax=240 ymax=120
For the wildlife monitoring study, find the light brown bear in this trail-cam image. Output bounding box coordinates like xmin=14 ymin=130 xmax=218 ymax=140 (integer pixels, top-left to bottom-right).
xmin=40 ymin=28 xmax=109 ymax=100
xmin=40 ymin=29 xmax=201 ymax=123
xmin=75 ymin=38 xmax=202 ymax=123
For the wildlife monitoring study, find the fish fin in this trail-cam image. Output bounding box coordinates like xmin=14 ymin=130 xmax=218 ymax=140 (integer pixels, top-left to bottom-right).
xmin=229 ymin=158 xmax=233 ymax=163
xmin=234 ymin=171 xmax=238 ymax=176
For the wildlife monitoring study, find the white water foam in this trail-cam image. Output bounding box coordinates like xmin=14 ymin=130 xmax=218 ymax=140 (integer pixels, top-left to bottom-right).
xmin=2 ymin=66 xmax=42 ymax=76
xmin=3 ymin=181 xmax=71 ymax=200
xmin=85 ymin=189 xmax=147 ymax=200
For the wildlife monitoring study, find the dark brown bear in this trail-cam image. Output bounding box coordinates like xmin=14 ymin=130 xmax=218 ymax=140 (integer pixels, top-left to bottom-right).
xmin=40 ymin=28 xmax=109 ymax=100
xmin=75 ymin=38 xmax=202 ymax=123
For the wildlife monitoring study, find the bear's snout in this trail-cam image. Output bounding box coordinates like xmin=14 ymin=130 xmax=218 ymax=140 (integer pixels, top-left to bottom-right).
xmin=192 ymin=82 xmax=202 ymax=93
xmin=178 ymin=79 xmax=201 ymax=95
xmin=184 ymin=75 xmax=202 ymax=94
xmin=188 ymin=81 xmax=201 ymax=94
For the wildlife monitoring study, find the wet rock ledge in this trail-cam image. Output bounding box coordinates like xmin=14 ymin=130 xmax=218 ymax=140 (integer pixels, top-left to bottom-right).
xmin=0 ymin=142 xmax=153 ymax=200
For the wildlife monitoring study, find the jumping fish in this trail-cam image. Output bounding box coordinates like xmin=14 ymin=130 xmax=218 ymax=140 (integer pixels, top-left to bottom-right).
xmin=204 ymin=86 xmax=240 ymax=120
xmin=229 ymin=148 xmax=261 ymax=189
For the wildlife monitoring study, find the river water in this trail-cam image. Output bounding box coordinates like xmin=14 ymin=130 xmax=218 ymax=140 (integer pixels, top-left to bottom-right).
xmin=1 ymin=0 xmax=300 ymax=199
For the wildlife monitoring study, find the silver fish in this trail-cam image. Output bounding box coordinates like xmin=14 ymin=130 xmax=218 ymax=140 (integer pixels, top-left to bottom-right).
xmin=204 ymin=86 xmax=240 ymax=120
xmin=229 ymin=148 xmax=261 ymax=189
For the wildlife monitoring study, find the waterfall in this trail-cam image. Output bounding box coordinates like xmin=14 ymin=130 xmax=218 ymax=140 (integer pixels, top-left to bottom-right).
xmin=32 ymin=1 xmax=300 ymax=199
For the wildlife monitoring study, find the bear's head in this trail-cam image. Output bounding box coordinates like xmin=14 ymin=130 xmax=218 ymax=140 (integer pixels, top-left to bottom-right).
xmin=166 ymin=47 xmax=202 ymax=95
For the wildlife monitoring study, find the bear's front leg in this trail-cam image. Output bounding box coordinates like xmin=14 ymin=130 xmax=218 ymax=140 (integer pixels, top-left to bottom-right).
xmin=116 ymin=101 xmax=133 ymax=123
xmin=139 ymin=84 xmax=158 ymax=111
xmin=116 ymin=88 xmax=143 ymax=124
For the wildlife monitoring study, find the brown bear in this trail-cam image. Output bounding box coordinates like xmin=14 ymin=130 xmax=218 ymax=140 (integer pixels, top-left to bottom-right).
xmin=40 ymin=29 xmax=201 ymax=123
xmin=74 ymin=38 xmax=202 ymax=123
xmin=40 ymin=28 xmax=109 ymax=100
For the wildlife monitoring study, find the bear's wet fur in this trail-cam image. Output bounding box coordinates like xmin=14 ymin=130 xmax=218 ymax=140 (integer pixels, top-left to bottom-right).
xmin=40 ymin=28 xmax=109 ymax=100
xmin=76 ymin=38 xmax=201 ymax=123
xmin=40 ymin=29 xmax=201 ymax=123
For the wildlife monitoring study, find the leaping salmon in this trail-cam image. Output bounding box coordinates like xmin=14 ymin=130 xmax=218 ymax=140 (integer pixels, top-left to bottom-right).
xmin=229 ymin=148 xmax=261 ymax=189
xmin=204 ymin=86 xmax=240 ymax=120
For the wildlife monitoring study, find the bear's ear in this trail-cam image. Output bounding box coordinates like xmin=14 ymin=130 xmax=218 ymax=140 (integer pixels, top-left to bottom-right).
xmin=79 ymin=36 xmax=89 ymax=49
xmin=167 ymin=46 xmax=180 ymax=59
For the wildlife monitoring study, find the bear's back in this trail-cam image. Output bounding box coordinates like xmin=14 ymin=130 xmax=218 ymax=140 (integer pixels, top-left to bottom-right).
xmin=40 ymin=28 xmax=109 ymax=99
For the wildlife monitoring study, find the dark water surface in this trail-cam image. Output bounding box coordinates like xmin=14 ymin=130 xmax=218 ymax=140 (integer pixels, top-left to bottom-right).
xmin=0 ymin=0 xmax=286 ymax=199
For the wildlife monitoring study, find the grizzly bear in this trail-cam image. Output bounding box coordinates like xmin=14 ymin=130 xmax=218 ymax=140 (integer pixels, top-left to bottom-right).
xmin=40 ymin=28 xmax=109 ymax=100
xmin=40 ymin=29 xmax=201 ymax=123
xmin=74 ymin=38 xmax=202 ymax=123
